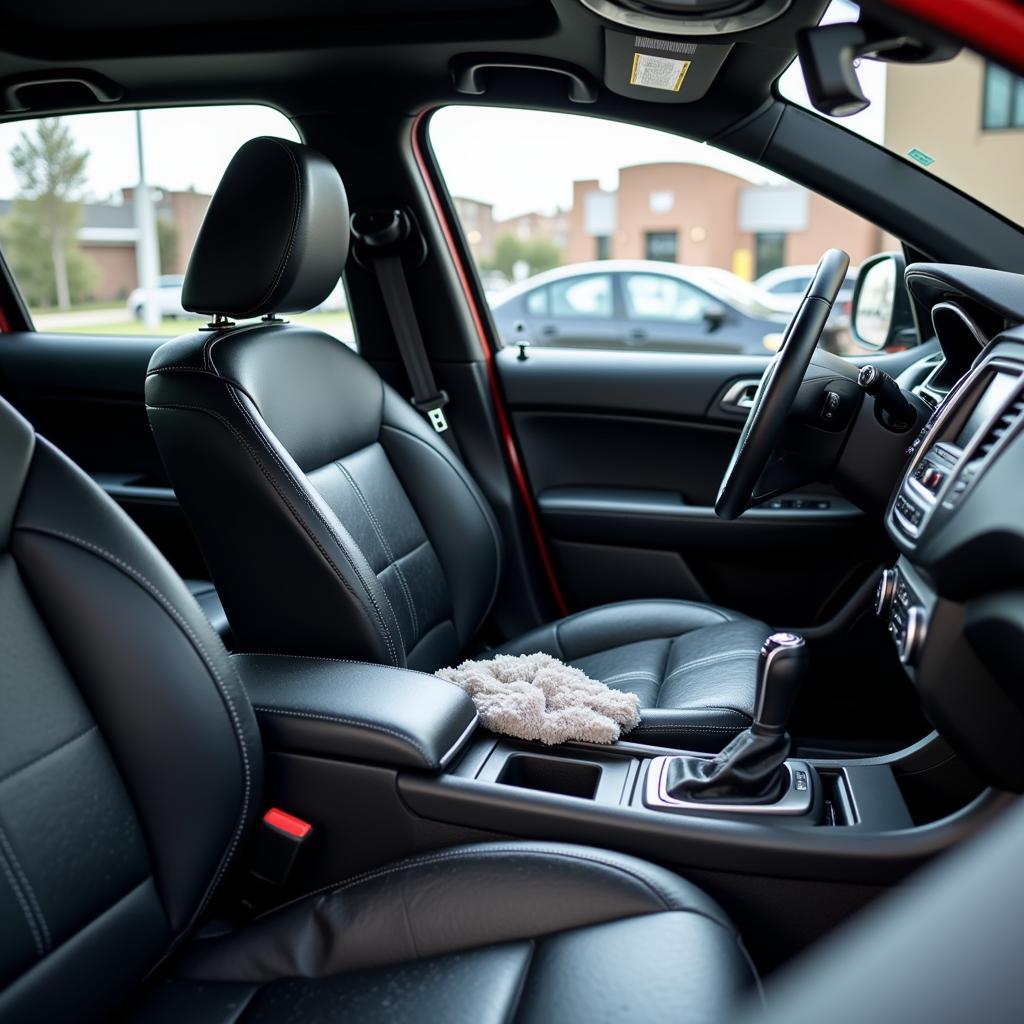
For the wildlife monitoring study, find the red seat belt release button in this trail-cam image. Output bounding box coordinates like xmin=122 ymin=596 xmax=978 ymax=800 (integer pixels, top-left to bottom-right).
xmin=253 ymin=808 xmax=313 ymax=885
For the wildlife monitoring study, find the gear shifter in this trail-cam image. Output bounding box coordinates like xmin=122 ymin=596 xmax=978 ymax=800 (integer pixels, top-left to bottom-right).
xmin=663 ymin=632 xmax=808 ymax=804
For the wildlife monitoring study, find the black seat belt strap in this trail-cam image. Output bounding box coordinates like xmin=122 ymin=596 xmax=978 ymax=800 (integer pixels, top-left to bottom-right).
xmin=370 ymin=251 xmax=450 ymax=433
xmin=350 ymin=207 xmax=451 ymax=436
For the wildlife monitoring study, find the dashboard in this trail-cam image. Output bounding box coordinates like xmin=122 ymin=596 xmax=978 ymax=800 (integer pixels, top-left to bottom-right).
xmin=874 ymin=264 xmax=1024 ymax=791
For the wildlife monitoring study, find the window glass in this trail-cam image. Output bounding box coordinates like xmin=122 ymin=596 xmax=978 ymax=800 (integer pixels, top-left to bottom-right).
xmin=779 ymin=2 xmax=1024 ymax=229
xmin=982 ymin=63 xmax=1024 ymax=130
xmin=0 ymin=106 xmax=355 ymax=346
xmin=624 ymin=274 xmax=709 ymax=324
xmin=525 ymin=287 xmax=548 ymax=316
xmin=431 ymin=104 xmax=890 ymax=356
xmin=550 ymin=275 xmax=612 ymax=318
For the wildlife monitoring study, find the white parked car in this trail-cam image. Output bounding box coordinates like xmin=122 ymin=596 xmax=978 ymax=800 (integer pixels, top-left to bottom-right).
xmin=755 ymin=264 xmax=859 ymax=325
xmin=127 ymin=275 xmax=189 ymax=320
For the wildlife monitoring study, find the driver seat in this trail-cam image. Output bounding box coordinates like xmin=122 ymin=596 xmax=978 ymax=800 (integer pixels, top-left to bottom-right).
xmin=146 ymin=137 xmax=773 ymax=750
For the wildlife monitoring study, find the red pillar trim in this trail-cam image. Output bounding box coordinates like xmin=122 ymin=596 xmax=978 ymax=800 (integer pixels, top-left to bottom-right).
xmin=409 ymin=109 xmax=569 ymax=617
xmin=882 ymin=0 xmax=1024 ymax=72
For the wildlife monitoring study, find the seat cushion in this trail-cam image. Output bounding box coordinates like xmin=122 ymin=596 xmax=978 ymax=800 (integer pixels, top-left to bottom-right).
xmin=131 ymin=842 xmax=758 ymax=1023
xmin=496 ymin=600 xmax=772 ymax=751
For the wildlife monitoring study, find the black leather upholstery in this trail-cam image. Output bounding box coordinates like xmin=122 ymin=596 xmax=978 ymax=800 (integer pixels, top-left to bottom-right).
xmin=182 ymin=137 xmax=349 ymax=319
xmin=132 ymin=842 xmax=757 ymax=1023
xmin=0 ymin=397 xmax=261 ymax=1021
xmin=497 ymin=600 xmax=770 ymax=750
xmin=147 ymin=136 xmax=772 ymax=750
xmin=0 ymin=391 xmax=756 ymax=1022
xmin=148 ymin=325 xmax=502 ymax=671
xmin=233 ymin=653 xmax=478 ymax=770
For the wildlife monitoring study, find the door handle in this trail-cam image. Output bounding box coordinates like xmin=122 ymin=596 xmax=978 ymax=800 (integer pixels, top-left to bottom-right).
xmin=540 ymin=325 xmax=558 ymax=338
xmin=628 ymin=328 xmax=647 ymax=342
xmin=719 ymin=378 xmax=761 ymax=413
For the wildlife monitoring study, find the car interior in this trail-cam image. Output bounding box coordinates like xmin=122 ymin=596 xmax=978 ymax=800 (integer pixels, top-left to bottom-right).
xmin=0 ymin=0 xmax=1023 ymax=1020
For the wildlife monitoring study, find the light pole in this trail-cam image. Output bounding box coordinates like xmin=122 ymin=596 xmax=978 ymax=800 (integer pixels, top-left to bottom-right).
xmin=133 ymin=110 xmax=161 ymax=330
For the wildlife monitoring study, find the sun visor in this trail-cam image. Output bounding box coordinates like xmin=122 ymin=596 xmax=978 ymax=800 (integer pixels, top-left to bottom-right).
xmin=603 ymin=30 xmax=732 ymax=103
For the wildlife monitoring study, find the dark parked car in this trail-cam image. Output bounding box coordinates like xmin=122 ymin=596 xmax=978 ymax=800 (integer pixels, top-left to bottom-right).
xmin=490 ymin=260 xmax=800 ymax=355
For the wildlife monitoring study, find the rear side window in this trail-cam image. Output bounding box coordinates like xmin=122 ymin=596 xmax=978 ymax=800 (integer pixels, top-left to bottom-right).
xmin=0 ymin=106 xmax=353 ymax=345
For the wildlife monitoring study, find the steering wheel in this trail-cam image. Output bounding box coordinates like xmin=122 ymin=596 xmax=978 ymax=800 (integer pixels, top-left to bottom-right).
xmin=715 ymin=248 xmax=850 ymax=520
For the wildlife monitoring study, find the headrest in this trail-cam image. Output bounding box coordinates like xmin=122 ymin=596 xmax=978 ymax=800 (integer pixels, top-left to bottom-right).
xmin=182 ymin=137 xmax=349 ymax=319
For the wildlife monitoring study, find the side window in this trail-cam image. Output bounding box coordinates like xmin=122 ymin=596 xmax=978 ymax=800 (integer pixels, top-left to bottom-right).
xmin=549 ymin=275 xmax=612 ymax=319
xmin=0 ymin=107 xmax=354 ymax=347
xmin=430 ymin=105 xmax=894 ymax=356
xmin=525 ymin=287 xmax=549 ymax=316
xmin=624 ymin=274 xmax=710 ymax=324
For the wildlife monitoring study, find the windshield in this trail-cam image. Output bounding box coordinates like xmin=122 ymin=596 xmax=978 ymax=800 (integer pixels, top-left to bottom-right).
xmin=779 ymin=1 xmax=1024 ymax=230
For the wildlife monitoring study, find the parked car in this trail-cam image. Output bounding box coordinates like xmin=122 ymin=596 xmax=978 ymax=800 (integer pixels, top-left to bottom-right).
xmin=756 ymin=263 xmax=859 ymax=326
xmin=489 ymin=260 xmax=825 ymax=355
xmin=127 ymin=274 xmax=188 ymax=319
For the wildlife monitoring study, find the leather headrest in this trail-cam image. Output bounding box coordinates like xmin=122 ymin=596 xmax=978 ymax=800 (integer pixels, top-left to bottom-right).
xmin=182 ymin=137 xmax=349 ymax=319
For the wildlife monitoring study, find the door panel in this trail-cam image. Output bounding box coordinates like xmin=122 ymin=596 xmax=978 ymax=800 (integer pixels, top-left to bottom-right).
xmin=0 ymin=331 xmax=209 ymax=578
xmin=496 ymin=344 xmax=892 ymax=628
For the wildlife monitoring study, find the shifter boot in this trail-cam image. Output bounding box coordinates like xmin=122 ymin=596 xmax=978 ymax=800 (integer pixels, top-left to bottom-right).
xmin=664 ymin=728 xmax=791 ymax=804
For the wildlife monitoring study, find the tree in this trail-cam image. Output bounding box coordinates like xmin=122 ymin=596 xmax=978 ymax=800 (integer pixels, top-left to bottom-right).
xmin=483 ymin=233 xmax=564 ymax=280
xmin=8 ymin=118 xmax=93 ymax=309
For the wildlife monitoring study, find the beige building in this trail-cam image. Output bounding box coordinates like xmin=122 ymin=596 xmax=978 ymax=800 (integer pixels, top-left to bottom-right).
xmin=884 ymin=52 xmax=1024 ymax=227
xmin=567 ymin=162 xmax=883 ymax=279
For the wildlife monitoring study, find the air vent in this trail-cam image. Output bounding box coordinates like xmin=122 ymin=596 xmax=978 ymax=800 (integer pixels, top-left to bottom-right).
xmin=972 ymin=393 xmax=1024 ymax=462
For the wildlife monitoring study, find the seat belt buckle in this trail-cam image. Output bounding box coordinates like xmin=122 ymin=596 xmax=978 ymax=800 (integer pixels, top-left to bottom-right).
xmin=251 ymin=808 xmax=313 ymax=885
xmin=411 ymin=390 xmax=450 ymax=433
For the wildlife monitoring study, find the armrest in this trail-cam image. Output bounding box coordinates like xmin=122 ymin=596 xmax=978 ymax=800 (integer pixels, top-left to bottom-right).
xmin=232 ymin=654 xmax=478 ymax=770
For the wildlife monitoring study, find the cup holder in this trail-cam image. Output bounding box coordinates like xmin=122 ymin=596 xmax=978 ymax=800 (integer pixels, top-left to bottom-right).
xmin=495 ymin=753 xmax=602 ymax=799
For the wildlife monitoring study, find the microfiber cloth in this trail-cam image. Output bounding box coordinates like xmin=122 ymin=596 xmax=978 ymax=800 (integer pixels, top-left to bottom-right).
xmin=435 ymin=652 xmax=641 ymax=745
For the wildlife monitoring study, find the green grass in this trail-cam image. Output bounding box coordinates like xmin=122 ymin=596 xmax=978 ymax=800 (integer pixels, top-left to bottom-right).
xmin=49 ymin=310 xmax=353 ymax=338
xmin=32 ymin=300 xmax=127 ymax=315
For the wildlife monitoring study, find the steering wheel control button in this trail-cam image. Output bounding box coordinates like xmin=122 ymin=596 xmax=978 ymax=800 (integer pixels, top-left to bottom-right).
xmin=821 ymin=390 xmax=841 ymax=421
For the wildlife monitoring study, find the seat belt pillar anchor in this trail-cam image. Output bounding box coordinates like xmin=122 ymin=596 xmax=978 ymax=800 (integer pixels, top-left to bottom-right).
xmin=412 ymin=390 xmax=450 ymax=433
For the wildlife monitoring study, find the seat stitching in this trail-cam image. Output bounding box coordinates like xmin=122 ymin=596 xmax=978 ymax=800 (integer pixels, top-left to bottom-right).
xmin=251 ymin=705 xmax=431 ymax=764
xmin=0 ymin=831 xmax=46 ymax=956
xmin=255 ymin=847 xmax=701 ymax=922
xmin=224 ymin=384 xmax=401 ymax=665
xmin=16 ymin=526 xmax=252 ymax=915
xmin=598 ymin=671 xmax=662 ymax=684
xmin=380 ymin=422 xmax=503 ymax=631
xmin=335 ymin=459 xmax=419 ymax=643
xmin=236 ymin=651 xmax=439 ymax=677
xmin=149 ymin=399 xmax=399 ymax=666
xmin=0 ymin=724 xmax=99 ymax=789
xmin=662 ymin=649 xmax=763 ymax=683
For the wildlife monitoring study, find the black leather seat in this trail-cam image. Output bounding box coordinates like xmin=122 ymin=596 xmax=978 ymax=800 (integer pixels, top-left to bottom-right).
xmin=145 ymin=136 xmax=773 ymax=750
xmin=0 ymin=391 xmax=756 ymax=1021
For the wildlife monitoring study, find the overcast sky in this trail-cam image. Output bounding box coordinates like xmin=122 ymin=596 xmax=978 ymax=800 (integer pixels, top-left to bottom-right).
xmin=0 ymin=1 xmax=882 ymax=221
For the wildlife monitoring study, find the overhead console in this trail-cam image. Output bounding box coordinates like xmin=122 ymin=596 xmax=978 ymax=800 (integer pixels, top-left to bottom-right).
xmin=879 ymin=330 xmax=1024 ymax=791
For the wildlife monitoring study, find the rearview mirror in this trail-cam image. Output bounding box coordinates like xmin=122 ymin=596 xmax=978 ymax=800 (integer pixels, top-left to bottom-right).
xmin=851 ymin=252 xmax=916 ymax=351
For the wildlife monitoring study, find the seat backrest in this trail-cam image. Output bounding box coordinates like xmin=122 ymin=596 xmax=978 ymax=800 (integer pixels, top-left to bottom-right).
xmin=0 ymin=395 xmax=262 ymax=1021
xmin=146 ymin=137 xmax=502 ymax=671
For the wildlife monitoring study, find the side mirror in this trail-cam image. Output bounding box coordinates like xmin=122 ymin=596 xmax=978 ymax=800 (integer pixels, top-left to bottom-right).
xmin=851 ymin=252 xmax=917 ymax=351
xmin=704 ymin=303 xmax=728 ymax=331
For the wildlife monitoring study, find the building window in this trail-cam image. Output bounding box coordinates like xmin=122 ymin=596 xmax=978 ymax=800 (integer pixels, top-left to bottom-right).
xmin=754 ymin=232 xmax=786 ymax=278
xmin=644 ymin=230 xmax=678 ymax=262
xmin=982 ymin=62 xmax=1024 ymax=129
xmin=595 ymin=235 xmax=611 ymax=260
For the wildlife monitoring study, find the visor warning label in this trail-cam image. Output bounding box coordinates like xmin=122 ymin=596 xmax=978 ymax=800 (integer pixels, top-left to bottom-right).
xmin=629 ymin=52 xmax=691 ymax=92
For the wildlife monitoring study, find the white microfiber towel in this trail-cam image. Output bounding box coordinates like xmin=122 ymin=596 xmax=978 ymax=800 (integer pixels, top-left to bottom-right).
xmin=435 ymin=652 xmax=641 ymax=745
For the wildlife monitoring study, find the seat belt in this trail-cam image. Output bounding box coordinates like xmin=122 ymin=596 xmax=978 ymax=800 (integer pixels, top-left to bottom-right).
xmin=350 ymin=208 xmax=452 ymax=438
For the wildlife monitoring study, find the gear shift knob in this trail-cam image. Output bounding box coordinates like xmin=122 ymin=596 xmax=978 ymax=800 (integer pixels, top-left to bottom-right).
xmin=753 ymin=632 xmax=807 ymax=734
